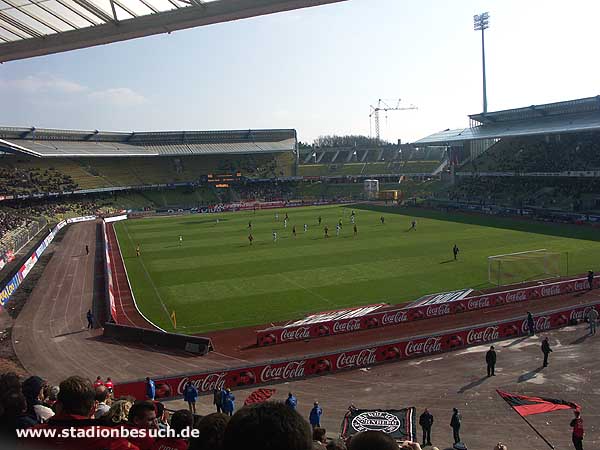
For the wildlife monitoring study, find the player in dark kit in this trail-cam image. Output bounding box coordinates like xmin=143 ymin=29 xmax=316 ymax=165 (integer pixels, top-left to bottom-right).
xmin=410 ymin=220 xmax=416 ymax=231
xmin=285 ymin=213 xmax=289 ymax=221
xmin=248 ymin=220 xmax=252 ymax=229
xmin=453 ymin=244 xmax=459 ymax=260
xmin=354 ymin=224 xmax=358 ymax=236
xmin=324 ymin=226 xmax=329 ymax=238
xmin=292 ymin=225 xmax=296 ymax=237
xmin=338 ymin=219 xmax=342 ymax=228
xmin=380 ymin=216 xmax=385 ymax=224
xmin=248 ymin=234 xmax=254 ymax=246
xmin=318 ymin=216 xmax=322 ymax=225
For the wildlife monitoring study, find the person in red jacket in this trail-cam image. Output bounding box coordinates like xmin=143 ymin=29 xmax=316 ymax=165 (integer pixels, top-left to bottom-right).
xmin=151 ymin=409 xmax=193 ymax=450
xmin=105 ymin=377 xmax=114 ymax=396
xmin=570 ymin=410 xmax=584 ymax=450
xmin=93 ymin=376 xmax=104 ymax=389
xmin=30 ymin=376 xmax=137 ymax=450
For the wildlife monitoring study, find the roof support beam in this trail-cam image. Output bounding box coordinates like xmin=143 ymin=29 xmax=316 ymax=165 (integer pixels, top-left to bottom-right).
xmin=0 ymin=11 xmax=43 ymax=38
xmin=0 ymin=0 xmax=347 ymax=63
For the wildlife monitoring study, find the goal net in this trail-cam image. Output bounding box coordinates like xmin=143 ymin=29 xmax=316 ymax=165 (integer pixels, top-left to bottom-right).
xmin=488 ymin=249 xmax=561 ymax=286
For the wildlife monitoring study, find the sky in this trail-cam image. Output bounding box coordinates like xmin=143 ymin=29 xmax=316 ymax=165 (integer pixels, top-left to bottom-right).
xmin=0 ymin=0 xmax=599 ymax=144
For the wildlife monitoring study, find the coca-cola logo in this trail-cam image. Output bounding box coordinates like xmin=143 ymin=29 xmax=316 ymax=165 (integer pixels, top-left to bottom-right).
xmin=570 ymin=307 xmax=593 ymax=321
xmin=505 ymin=291 xmax=528 ymax=303
xmin=333 ymin=319 xmax=361 ymax=334
xmin=467 ymin=297 xmax=490 ymax=310
xmin=281 ymin=327 xmax=311 ymax=342
xmin=381 ymin=311 xmax=408 ymax=325
xmin=574 ymin=281 xmax=587 ymax=291
xmin=522 ymin=316 xmax=551 ymax=333
xmin=260 ymin=361 xmax=306 ymax=383
xmin=177 ymin=373 xmax=226 ymax=395
xmin=336 ymin=348 xmax=377 ymax=369
xmin=541 ymin=285 xmax=561 ymax=297
xmin=404 ymin=337 xmax=442 ymax=356
xmin=352 ymin=411 xmax=401 ymax=434
xmin=425 ymin=304 xmax=450 ymax=317
xmin=466 ymin=326 xmax=499 ymax=344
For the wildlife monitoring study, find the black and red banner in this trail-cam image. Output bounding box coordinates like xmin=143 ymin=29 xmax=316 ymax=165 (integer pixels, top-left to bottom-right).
xmin=340 ymin=408 xmax=417 ymax=441
xmin=497 ymin=390 xmax=580 ymax=417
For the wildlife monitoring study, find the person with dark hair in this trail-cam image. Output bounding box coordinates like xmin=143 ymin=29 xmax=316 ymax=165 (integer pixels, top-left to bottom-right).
xmin=418 ymin=408 xmax=433 ymax=446
xmin=128 ymin=400 xmax=158 ymax=450
xmin=5 ymin=390 xmax=35 ymax=431
xmin=183 ymin=381 xmax=199 ymax=414
xmin=587 ymin=270 xmax=594 ymax=291
xmin=104 ymin=377 xmax=114 ymax=396
xmin=313 ymin=427 xmax=327 ymax=448
xmin=213 ymin=388 xmax=223 ymax=413
xmin=145 ymin=377 xmax=156 ymax=401
xmin=94 ymin=385 xmax=110 ymax=419
xmin=326 ymin=438 xmax=347 ymax=450
xmin=309 ymin=402 xmax=322 ymax=429
xmin=450 ymin=408 xmax=461 ymax=445
xmin=155 ymin=402 xmax=169 ymax=431
xmin=223 ymin=401 xmax=312 ymax=450
xmin=486 ymin=346 xmax=497 ymax=377
xmin=347 ymin=431 xmax=397 ymax=450
xmin=570 ymin=410 xmax=584 ymax=450
xmin=189 ymin=412 xmax=230 ymax=450
xmin=286 ymin=392 xmax=298 ymax=410
xmin=586 ymin=307 xmax=598 ymax=336
xmin=22 ymin=375 xmax=53 ymax=423
xmin=30 ymin=376 xmax=133 ymax=449
xmin=541 ymin=337 xmax=552 ymax=368
xmin=526 ymin=312 xmax=535 ymax=336
xmin=151 ymin=409 xmax=193 ymax=450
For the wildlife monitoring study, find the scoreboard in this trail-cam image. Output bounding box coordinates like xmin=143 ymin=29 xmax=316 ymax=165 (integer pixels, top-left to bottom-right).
xmin=200 ymin=173 xmax=243 ymax=187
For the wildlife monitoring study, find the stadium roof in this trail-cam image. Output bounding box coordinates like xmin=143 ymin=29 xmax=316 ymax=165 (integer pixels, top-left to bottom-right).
xmin=0 ymin=0 xmax=346 ymax=63
xmin=0 ymin=127 xmax=297 ymax=157
xmin=415 ymin=96 xmax=600 ymax=146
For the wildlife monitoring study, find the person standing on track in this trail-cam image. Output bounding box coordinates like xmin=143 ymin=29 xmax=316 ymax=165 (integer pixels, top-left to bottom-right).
xmin=587 ymin=270 xmax=594 ymax=291
xmin=486 ymin=345 xmax=496 ymax=377
xmin=86 ymin=309 xmax=94 ymax=329
xmin=450 ymin=408 xmax=461 ymax=445
xmin=527 ymin=312 xmax=535 ymax=336
xmin=419 ymin=408 xmax=434 ymax=447
xmin=145 ymin=377 xmax=156 ymax=401
xmin=183 ymin=381 xmax=198 ymax=414
xmin=85 ymin=244 xmax=89 ymax=255
xmin=541 ymin=337 xmax=552 ymax=367
xmin=586 ymin=307 xmax=598 ymax=335
xmin=570 ymin=410 xmax=584 ymax=450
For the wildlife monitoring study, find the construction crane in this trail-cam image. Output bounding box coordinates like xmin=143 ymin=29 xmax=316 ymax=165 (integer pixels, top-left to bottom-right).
xmin=369 ymin=99 xmax=417 ymax=142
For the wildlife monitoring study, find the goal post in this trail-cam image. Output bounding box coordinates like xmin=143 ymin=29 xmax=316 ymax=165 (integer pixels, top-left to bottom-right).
xmin=488 ymin=249 xmax=562 ymax=286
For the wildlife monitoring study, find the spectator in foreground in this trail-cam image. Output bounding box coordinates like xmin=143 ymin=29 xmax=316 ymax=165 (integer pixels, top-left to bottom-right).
xmin=313 ymin=427 xmax=327 ymax=448
xmin=94 ymin=385 xmax=111 ymax=419
xmin=347 ymin=431 xmax=398 ymax=450
xmin=189 ymin=412 xmax=230 ymax=450
xmin=309 ymin=402 xmax=322 ymax=429
xmin=128 ymin=400 xmax=159 ymax=450
xmin=22 ymin=375 xmax=54 ymax=423
xmin=100 ymin=398 xmax=133 ymax=426
xmin=183 ymin=381 xmax=199 ymax=414
xmin=152 ymin=409 xmax=193 ymax=450
xmin=31 ymin=376 xmax=132 ymax=449
xmin=223 ymin=401 xmax=312 ymax=450
xmin=326 ymin=438 xmax=347 ymax=450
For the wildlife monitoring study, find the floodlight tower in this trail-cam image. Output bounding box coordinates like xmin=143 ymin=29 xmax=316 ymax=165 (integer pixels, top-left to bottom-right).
xmin=474 ymin=12 xmax=490 ymax=113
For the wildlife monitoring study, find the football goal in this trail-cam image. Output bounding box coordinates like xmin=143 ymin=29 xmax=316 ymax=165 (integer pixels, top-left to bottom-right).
xmin=488 ymin=249 xmax=562 ymax=286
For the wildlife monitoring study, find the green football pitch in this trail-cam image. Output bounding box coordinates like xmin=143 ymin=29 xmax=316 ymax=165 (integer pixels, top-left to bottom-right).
xmin=113 ymin=205 xmax=600 ymax=334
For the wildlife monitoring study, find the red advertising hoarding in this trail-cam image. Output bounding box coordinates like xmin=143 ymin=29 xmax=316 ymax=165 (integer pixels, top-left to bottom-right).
xmin=114 ymin=303 xmax=598 ymax=401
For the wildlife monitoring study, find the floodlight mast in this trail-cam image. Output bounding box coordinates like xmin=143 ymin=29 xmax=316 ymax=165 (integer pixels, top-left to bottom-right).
xmin=474 ymin=12 xmax=490 ymax=113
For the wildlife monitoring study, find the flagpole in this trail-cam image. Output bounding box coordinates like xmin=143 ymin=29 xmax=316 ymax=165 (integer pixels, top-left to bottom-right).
xmin=513 ymin=413 xmax=555 ymax=450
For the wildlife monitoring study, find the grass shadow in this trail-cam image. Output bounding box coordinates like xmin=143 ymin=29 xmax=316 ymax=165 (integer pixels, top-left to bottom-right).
xmin=502 ymin=336 xmax=529 ymax=348
xmin=440 ymin=259 xmax=455 ymax=264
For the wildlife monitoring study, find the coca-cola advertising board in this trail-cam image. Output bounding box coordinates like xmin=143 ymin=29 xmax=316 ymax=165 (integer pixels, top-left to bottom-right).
xmin=114 ymin=303 xmax=599 ymax=401
xmin=255 ymin=276 xmax=598 ymax=346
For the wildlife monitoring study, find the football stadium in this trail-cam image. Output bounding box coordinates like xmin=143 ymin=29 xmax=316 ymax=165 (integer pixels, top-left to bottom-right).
xmin=0 ymin=1 xmax=599 ymax=450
